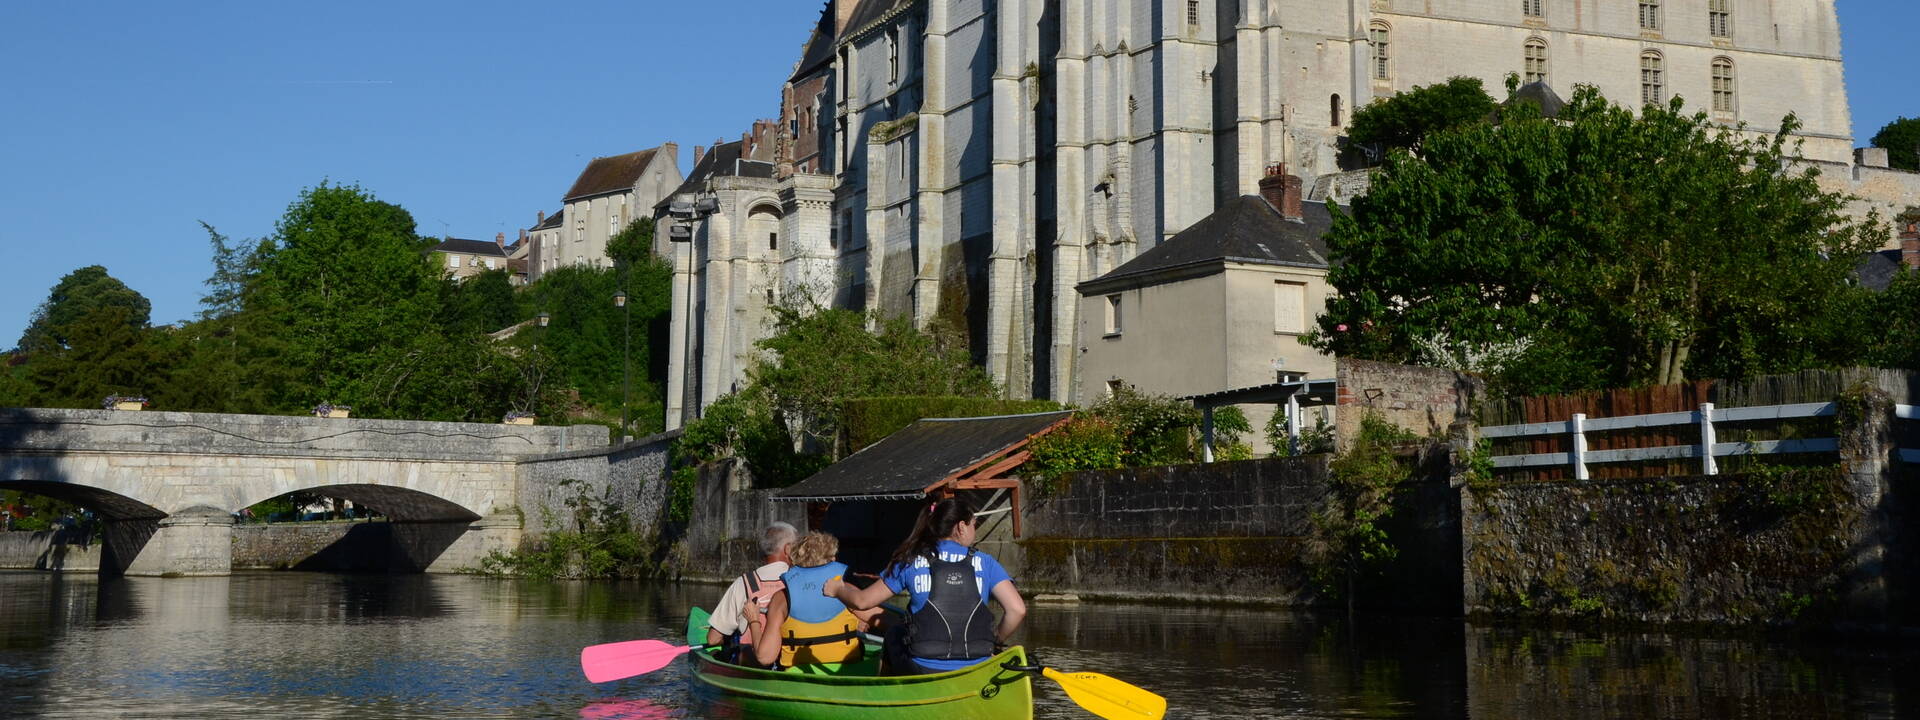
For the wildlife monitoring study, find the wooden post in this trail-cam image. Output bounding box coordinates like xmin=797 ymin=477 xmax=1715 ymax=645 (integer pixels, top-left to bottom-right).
xmin=1570 ymin=413 xmax=1589 ymax=480
xmin=1699 ymin=402 xmax=1718 ymax=475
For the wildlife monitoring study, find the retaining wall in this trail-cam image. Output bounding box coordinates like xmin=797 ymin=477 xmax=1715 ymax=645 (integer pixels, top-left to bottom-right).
xmin=676 ymin=459 xmax=806 ymax=582
xmin=516 ymin=430 xmax=676 ymax=541
xmin=0 ymin=530 xmax=99 ymax=571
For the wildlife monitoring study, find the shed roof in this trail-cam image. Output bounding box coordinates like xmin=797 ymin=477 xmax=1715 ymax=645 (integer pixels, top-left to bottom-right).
xmin=564 ymin=146 xmax=664 ymax=202
xmin=775 ymin=411 xmax=1073 ymax=502
xmin=1857 ymin=249 xmax=1906 ymax=292
xmin=1080 ymin=196 xmax=1334 ymax=294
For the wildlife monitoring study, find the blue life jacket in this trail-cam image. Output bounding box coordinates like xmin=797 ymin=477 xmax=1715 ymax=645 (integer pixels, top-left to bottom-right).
xmin=780 ymin=562 xmax=851 ymax=623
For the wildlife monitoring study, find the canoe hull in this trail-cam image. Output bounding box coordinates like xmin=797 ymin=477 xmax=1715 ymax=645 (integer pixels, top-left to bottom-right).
xmin=689 ymin=644 xmax=1034 ymax=720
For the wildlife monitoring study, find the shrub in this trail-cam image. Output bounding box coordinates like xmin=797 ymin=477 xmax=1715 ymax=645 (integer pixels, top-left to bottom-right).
xmin=1025 ymin=417 xmax=1126 ymax=490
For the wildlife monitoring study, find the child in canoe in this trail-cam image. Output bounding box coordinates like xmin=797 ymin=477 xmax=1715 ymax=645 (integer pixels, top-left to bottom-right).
xmin=826 ymin=497 xmax=1028 ymax=675
xmin=751 ymin=532 xmax=884 ymax=669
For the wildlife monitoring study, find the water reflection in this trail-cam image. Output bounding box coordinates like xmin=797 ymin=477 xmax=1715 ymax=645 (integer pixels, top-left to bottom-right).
xmin=0 ymin=571 xmax=1914 ymax=719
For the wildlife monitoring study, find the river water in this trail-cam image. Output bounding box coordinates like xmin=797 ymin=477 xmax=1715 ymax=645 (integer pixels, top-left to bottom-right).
xmin=1 ymin=571 xmax=1914 ymax=719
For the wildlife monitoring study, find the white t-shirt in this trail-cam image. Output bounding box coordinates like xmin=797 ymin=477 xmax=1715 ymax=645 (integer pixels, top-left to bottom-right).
xmin=708 ymin=561 xmax=789 ymax=637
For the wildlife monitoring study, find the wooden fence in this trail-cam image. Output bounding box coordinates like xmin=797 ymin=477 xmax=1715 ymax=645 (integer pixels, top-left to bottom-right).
xmin=1475 ymin=369 xmax=1879 ymax=481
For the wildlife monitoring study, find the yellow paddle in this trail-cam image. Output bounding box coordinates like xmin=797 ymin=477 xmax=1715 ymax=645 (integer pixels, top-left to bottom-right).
xmin=1039 ymin=667 xmax=1167 ymax=720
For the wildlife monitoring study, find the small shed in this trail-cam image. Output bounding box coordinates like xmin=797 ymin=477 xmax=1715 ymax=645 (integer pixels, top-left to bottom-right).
xmin=774 ymin=411 xmax=1072 ymax=572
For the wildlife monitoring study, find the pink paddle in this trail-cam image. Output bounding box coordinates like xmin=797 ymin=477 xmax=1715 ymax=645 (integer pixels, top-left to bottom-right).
xmin=580 ymin=639 xmax=703 ymax=683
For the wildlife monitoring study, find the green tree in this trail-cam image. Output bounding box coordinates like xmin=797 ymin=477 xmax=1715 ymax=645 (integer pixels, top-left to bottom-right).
xmin=1309 ymin=87 xmax=1880 ymax=392
xmin=443 ymin=268 xmax=519 ymax=336
xmin=605 ymin=217 xmax=656 ymax=269
xmin=1871 ymin=116 xmax=1920 ymax=172
xmin=519 ymin=261 xmax=671 ymax=433
xmin=250 ymin=183 xmax=441 ymax=409
xmin=750 ymin=301 xmax=998 ymax=446
xmin=25 ymin=305 xmax=162 ymax=407
xmin=1345 ymin=76 xmax=1498 ymax=155
xmin=17 ymin=266 xmax=152 ymax=353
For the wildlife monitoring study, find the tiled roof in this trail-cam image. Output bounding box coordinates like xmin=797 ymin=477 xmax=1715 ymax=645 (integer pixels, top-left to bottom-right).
xmin=431 ymin=238 xmax=508 ymax=257
xmin=776 ymin=411 xmax=1073 ymax=502
xmin=564 ymin=147 xmax=663 ymax=202
xmin=532 ymin=209 xmax=563 ymax=231
xmin=1080 ymin=196 xmax=1335 ymax=293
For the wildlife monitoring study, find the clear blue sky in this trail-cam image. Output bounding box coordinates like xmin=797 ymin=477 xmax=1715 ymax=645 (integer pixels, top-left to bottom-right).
xmin=1 ymin=1 xmax=1915 ymax=347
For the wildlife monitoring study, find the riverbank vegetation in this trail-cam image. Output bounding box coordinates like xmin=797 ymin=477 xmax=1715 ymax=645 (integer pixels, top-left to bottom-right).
xmin=0 ymin=183 xmax=671 ymax=435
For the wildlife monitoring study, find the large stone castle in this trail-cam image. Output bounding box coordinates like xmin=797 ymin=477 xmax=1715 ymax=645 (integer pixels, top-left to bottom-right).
xmin=660 ymin=0 xmax=1909 ymax=428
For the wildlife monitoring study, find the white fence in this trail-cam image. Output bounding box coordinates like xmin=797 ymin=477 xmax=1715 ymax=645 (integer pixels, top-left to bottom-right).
xmin=1479 ymin=402 xmax=1840 ymax=480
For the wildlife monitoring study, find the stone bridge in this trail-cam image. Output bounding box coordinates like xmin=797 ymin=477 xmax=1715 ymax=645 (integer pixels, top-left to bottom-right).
xmin=0 ymin=408 xmax=614 ymax=576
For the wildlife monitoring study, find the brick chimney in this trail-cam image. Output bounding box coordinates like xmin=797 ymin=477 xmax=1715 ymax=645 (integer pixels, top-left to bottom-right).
xmin=1902 ymin=220 xmax=1920 ymax=271
xmin=693 ymin=145 xmax=706 ymax=166
xmin=495 ymin=232 xmax=506 ymax=250
xmin=835 ymin=0 xmax=858 ymax=35
xmin=536 ymin=210 xmax=545 ymax=224
xmin=1258 ymin=162 xmax=1304 ymax=221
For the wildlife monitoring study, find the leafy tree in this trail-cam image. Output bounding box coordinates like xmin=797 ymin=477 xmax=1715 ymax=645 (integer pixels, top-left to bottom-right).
xmin=1346 ymin=76 xmax=1497 ymax=155
xmin=1310 ymin=86 xmax=1880 ymax=392
xmin=605 ymin=218 xmax=656 ymax=270
xmin=443 ymin=268 xmax=519 ymax=336
xmin=17 ymin=266 xmax=151 ymax=353
xmin=750 ymin=301 xmax=997 ymax=446
xmin=25 ymin=305 xmax=162 ymax=407
xmin=1871 ymin=116 xmax=1920 ymax=172
xmin=519 ymin=260 xmax=671 ymax=434
xmin=249 ymin=183 xmax=442 ymax=409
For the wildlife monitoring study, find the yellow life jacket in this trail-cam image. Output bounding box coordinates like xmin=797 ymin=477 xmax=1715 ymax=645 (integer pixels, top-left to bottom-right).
xmin=778 ymin=608 xmax=864 ymax=667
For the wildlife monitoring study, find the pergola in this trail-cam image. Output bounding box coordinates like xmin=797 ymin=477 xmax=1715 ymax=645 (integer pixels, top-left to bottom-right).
xmin=1184 ymin=373 xmax=1337 ymax=461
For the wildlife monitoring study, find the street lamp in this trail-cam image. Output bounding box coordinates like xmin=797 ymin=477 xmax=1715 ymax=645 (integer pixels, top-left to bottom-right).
xmin=614 ymin=288 xmax=630 ymax=442
xmin=536 ymin=312 xmax=551 ymax=328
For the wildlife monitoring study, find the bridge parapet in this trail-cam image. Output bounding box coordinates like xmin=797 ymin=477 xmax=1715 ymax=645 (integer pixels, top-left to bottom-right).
xmin=0 ymin=408 xmax=608 ymax=462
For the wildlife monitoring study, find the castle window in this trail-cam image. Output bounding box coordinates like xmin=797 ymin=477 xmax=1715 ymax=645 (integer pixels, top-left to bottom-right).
xmin=1524 ymin=39 xmax=1549 ymax=85
xmin=1711 ymin=58 xmax=1736 ymax=112
xmin=1522 ymin=0 xmax=1542 ymax=18
xmin=1104 ymin=294 xmax=1123 ymax=335
xmin=1330 ymin=94 xmax=1343 ymax=127
xmin=769 ymin=232 xmax=779 ymax=250
xmin=1640 ymin=52 xmax=1664 ymax=105
xmin=1639 ymin=0 xmax=1661 ymax=30
xmin=1369 ymin=23 xmax=1390 ymax=80
xmin=886 ymin=33 xmax=899 ymax=84
xmin=1708 ymin=0 xmax=1731 ymax=38
xmin=1187 ymin=0 xmax=1200 ymax=26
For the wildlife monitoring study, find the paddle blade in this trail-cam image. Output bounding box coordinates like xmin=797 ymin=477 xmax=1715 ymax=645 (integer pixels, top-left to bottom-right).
xmin=1041 ymin=668 xmax=1167 ymax=720
xmin=580 ymin=639 xmax=693 ymax=683
xmin=685 ymin=607 xmax=711 ymax=646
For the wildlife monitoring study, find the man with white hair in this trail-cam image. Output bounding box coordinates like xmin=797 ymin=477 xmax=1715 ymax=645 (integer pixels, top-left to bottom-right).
xmin=705 ymin=521 xmax=798 ymax=662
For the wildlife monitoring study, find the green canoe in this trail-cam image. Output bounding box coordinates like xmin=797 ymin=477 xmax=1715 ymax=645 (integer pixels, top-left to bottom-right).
xmin=687 ymin=643 xmax=1035 ymax=720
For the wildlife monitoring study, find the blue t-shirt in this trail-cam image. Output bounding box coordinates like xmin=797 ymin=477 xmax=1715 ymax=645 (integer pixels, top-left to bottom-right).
xmin=878 ymin=540 xmax=1012 ymax=671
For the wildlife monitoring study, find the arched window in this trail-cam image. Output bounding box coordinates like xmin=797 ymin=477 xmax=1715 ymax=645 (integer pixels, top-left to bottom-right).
xmin=1524 ymin=39 xmax=1549 ymax=85
xmin=1711 ymin=58 xmax=1736 ymax=113
xmin=1330 ymin=94 xmax=1343 ymax=127
xmin=1708 ymin=0 xmax=1731 ymax=38
xmin=1639 ymin=0 xmax=1661 ymax=30
xmin=1369 ymin=23 xmax=1390 ymax=80
xmin=1640 ymin=52 xmax=1664 ymax=105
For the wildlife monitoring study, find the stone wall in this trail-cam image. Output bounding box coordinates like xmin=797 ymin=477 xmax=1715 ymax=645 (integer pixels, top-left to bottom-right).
xmin=1018 ymin=454 xmax=1461 ymax=611
xmin=1463 ymin=475 xmax=1860 ymax=624
xmin=676 ymin=459 xmax=806 ymax=582
xmin=515 ymin=430 xmax=676 ymax=541
xmin=1336 ymin=359 xmax=1485 ymax=445
xmin=230 ymin=521 xmax=481 ymax=572
xmin=0 ymin=530 xmax=99 ymax=571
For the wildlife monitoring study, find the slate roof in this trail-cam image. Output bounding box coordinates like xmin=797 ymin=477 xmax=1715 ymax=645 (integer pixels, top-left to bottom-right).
xmin=1507 ymin=81 xmax=1567 ymax=119
xmin=790 ymin=3 xmax=839 ymax=82
xmin=431 ymin=238 xmax=508 ymax=257
xmin=1857 ymin=249 xmax=1906 ymax=291
xmin=532 ymin=209 xmax=563 ymax=231
xmin=775 ymin=411 xmax=1074 ymax=502
xmin=660 ymin=140 xmax=777 ymax=208
xmin=842 ymin=0 xmax=912 ymax=40
xmin=564 ymin=147 xmax=663 ymax=202
xmin=1079 ymin=196 xmax=1335 ymax=293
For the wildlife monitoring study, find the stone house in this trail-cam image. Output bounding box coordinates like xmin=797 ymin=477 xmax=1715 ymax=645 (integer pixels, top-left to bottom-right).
xmin=430 ymin=235 xmax=515 ymax=282
xmin=526 ymin=209 xmax=563 ymax=282
xmin=546 ymin=145 xmax=682 ymax=275
xmin=1077 ymin=165 xmax=1334 ymax=452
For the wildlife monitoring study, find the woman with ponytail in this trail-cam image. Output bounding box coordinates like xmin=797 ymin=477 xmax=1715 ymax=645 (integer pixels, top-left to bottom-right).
xmin=828 ymin=496 xmax=1027 ymax=675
